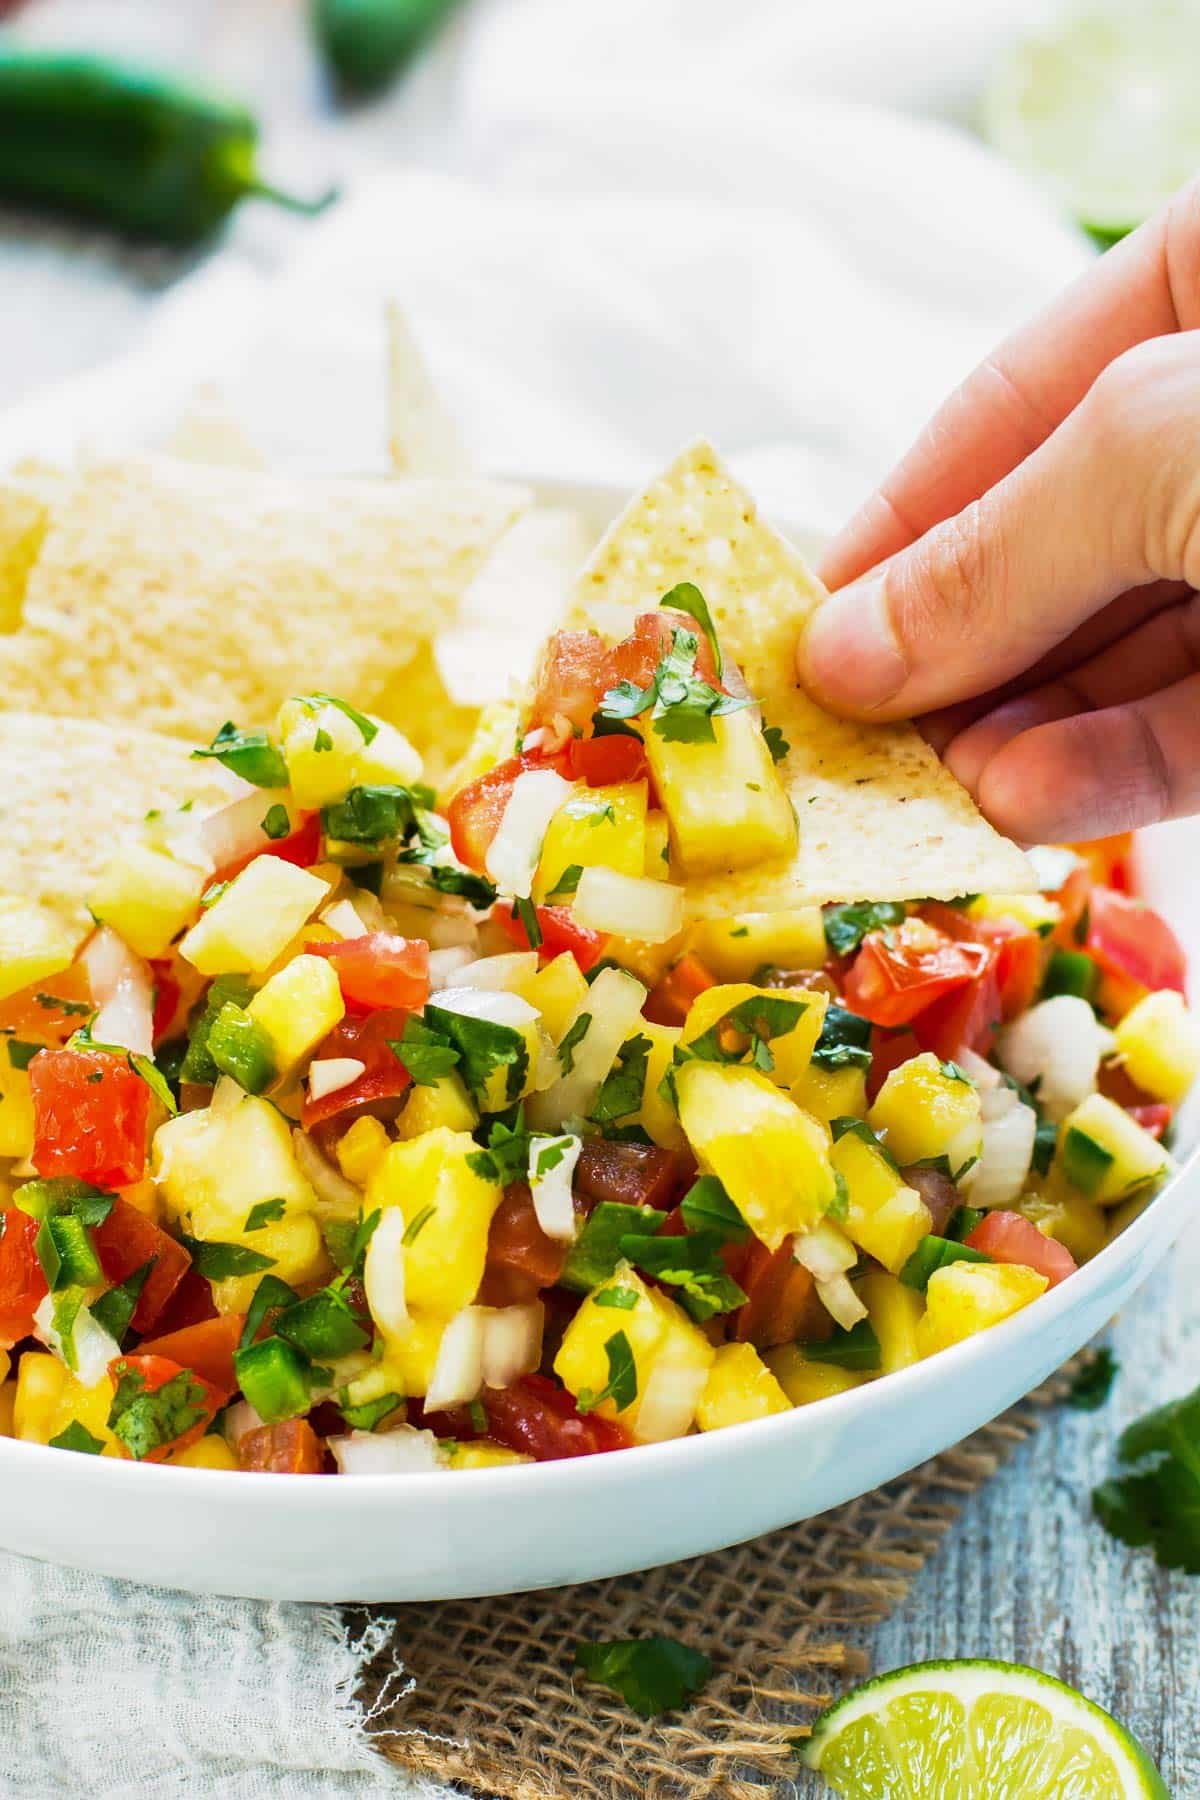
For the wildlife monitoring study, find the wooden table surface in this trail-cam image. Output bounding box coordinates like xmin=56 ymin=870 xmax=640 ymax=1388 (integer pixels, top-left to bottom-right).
xmin=2 ymin=4 xmax=1197 ymax=1794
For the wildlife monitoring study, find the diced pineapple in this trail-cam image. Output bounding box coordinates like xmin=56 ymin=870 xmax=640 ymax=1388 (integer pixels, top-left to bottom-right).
xmin=968 ymin=893 xmax=1060 ymax=935
xmin=917 ymin=1262 xmax=1048 ymax=1357
xmin=603 ymin=932 xmax=687 ymax=988
xmin=1057 ymin=1092 xmax=1172 ymax=1204
xmin=675 ymin=1062 xmax=838 ymax=1250
xmin=88 ymin=843 xmax=206 ymax=960
xmin=643 ymin=811 xmax=671 ymax=880
xmin=245 ymin=953 xmax=344 ymax=1072
xmin=688 ymin=910 xmax=825 ymax=982
xmin=214 ymin=1213 xmax=330 ymax=1314
xmin=0 ymin=896 xmax=78 ymax=1002
xmin=1113 ymin=989 xmax=1200 ymax=1105
xmin=278 ymin=697 xmax=364 ymax=809
xmin=646 ymin=707 xmax=796 ymax=877
xmin=859 ymin=1268 xmax=925 ymax=1374
xmin=395 ymin=1074 xmax=478 ymax=1139
xmin=635 ymin=1021 xmax=686 ymax=1151
xmin=424 ymin=988 xmax=542 ymax=1112
xmin=554 ymin=1264 xmax=713 ymax=1441
xmin=445 ymin=698 xmax=522 ymax=796
xmin=1018 ymin=1181 xmax=1108 ymax=1263
xmin=763 ymin=1346 xmax=868 ymax=1406
xmin=169 ymin=1434 xmax=239 ymax=1469
xmin=358 ymin=1316 xmax=445 ymax=1394
xmin=522 ymin=951 xmax=589 ymax=1043
xmin=680 ymin=982 xmax=827 ymax=1088
xmin=13 ymin=1353 xmax=120 ymax=1454
xmin=0 ymin=1378 xmax=15 ymax=1437
xmin=180 ymin=857 xmax=329 ymax=976
xmin=533 ymin=781 xmax=648 ymax=903
xmin=831 ymin=1126 xmax=932 ymax=1275
xmin=696 ymin=1342 xmax=791 ymax=1431
xmin=789 ymin=1062 xmax=869 ymax=1126
xmin=335 ymin=1116 xmax=391 ymax=1187
xmin=443 ymin=1438 xmax=531 ymax=1470
xmin=0 ymin=1040 xmax=34 ymax=1160
xmin=868 ymin=1051 xmax=983 ymax=1177
xmin=353 ymin=718 xmax=423 ymax=789
xmin=365 ymin=1127 xmax=502 ymax=1316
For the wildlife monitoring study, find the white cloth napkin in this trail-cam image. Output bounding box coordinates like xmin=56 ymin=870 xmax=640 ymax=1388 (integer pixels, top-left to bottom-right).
xmin=0 ymin=3 xmax=1094 ymax=1793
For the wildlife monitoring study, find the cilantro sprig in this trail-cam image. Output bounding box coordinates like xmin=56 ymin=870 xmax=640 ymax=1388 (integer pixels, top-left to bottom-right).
xmin=597 ymin=624 xmax=752 ymax=747
xmin=574 ymin=1635 xmax=711 ymax=1717
xmin=1093 ymin=1380 xmax=1200 ymax=1570
xmin=192 ymin=721 xmax=288 ymax=789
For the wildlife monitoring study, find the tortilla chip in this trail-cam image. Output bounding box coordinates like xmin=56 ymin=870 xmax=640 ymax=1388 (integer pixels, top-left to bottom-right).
xmin=568 ymin=442 xmax=1033 ymax=914
xmin=0 ymin=455 xmax=529 ymax=744
xmin=0 ymin=712 xmax=224 ymax=940
xmin=386 ymin=302 xmax=469 ymax=478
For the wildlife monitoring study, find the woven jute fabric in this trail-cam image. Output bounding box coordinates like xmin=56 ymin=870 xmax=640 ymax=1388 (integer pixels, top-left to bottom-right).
xmin=360 ymin=1362 xmax=1080 ymax=1800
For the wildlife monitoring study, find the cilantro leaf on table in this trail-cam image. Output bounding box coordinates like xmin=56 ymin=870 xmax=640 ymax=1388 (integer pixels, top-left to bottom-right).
xmin=573 ymin=1635 xmax=712 ymax=1717
xmin=1093 ymin=1380 xmax=1200 ymax=1570
xmin=1067 ymin=1347 xmax=1119 ymax=1412
xmin=822 ymin=901 xmax=907 ymax=958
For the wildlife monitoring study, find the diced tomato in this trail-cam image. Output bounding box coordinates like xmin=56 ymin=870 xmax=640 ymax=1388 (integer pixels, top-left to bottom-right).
xmin=1129 ymin=1102 xmax=1173 ymax=1140
xmin=141 ymin=1265 xmax=217 ymax=1336
xmin=728 ymin=1238 xmax=831 ymax=1350
xmin=150 ymin=961 xmax=182 ymax=1046
xmin=216 ymin=811 xmax=322 ymax=884
xmin=964 ymin=1212 xmax=1077 ymax=1288
xmin=845 ymin=917 xmax=991 ymax=1029
xmin=496 ymin=901 xmax=606 ymax=973
xmin=574 ymin=1139 xmax=689 ymax=1211
xmin=0 ymin=1209 xmax=46 ymax=1348
xmin=645 ymin=954 xmax=716 ymax=1027
xmin=309 ymin=932 xmax=430 ymax=1013
xmin=1071 ymin=833 xmax=1137 ymax=894
xmin=1086 ymin=887 xmax=1186 ymax=1001
xmin=136 ymin=1313 xmax=244 ymax=1392
xmin=238 ymin=1418 xmax=325 ymax=1473
xmin=107 ymin=1353 xmax=226 ymax=1463
xmin=30 ymin=1048 xmax=150 ymax=1188
xmin=529 ymin=631 xmax=613 ymax=735
xmin=300 ymin=1006 xmax=411 ymax=1131
xmin=865 ymin=1028 xmax=921 ymax=1103
xmin=901 ymin=1166 xmax=960 ymax=1237
xmin=479 ymin=1183 xmax=570 ymax=1307
xmin=484 ymin=1372 xmax=631 ymax=1460
xmin=0 ymin=962 xmax=93 ymax=1046
xmin=912 ymin=953 xmax=1003 ymax=1061
xmin=93 ymin=1196 xmax=192 ymax=1335
xmin=447 ymin=752 xmax=559 ymax=873
xmin=990 ymin=927 xmax=1042 ymax=1021
xmin=565 ymin=733 xmax=648 ymax=787
xmin=607 ymin=610 xmax=720 ymax=692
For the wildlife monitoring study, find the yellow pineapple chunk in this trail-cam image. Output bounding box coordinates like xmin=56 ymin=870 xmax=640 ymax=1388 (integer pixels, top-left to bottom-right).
xmin=14 ymin=1354 xmax=120 ymax=1454
xmin=247 ymin=953 xmax=344 ymax=1072
xmin=680 ymin=981 xmax=827 ymax=1088
xmin=636 ymin=1021 xmax=686 ymax=1151
xmin=1019 ymin=1180 xmax=1108 ymax=1264
xmin=154 ymin=1092 xmax=317 ymax=1240
xmin=533 ymin=781 xmax=648 ymax=903
xmin=0 ymin=1377 xmax=15 ymax=1438
xmin=696 ymin=1342 xmax=791 ymax=1431
xmin=830 ymin=1126 xmax=932 ymax=1275
xmin=867 ymin=1051 xmax=982 ymax=1177
xmin=522 ymin=951 xmax=590 ymax=1043
xmin=278 ymin=697 xmax=364 ymax=810
xmin=554 ymin=1264 xmax=713 ymax=1442
xmin=180 ymin=857 xmax=329 ymax=976
xmin=396 ymin=1074 xmax=478 ymax=1140
xmin=676 ymin=1061 xmax=837 ymax=1249
xmin=860 ymin=1268 xmax=925 ymax=1374
xmin=353 ymin=719 xmax=424 ymax=790
xmin=1113 ymin=988 xmax=1200 ymax=1105
xmin=88 ymin=842 xmax=206 ymax=960
xmin=0 ymin=896 xmax=78 ymax=1002
xmin=968 ymin=893 xmax=1060 ymax=934
xmin=0 ymin=1039 xmax=34 ymax=1160
xmin=790 ymin=1061 xmax=868 ymax=1126
xmin=643 ymin=811 xmax=671 ymax=880
xmin=169 ymin=1435 xmax=239 ymax=1470
xmin=365 ymin=1128 xmax=502 ymax=1317
xmin=335 ymin=1115 xmax=391 ymax=1187
xmin=646 ymin=708 xmax=796 ymax=877
xmin=763 ymin=1346 xmax=868 ymax=1406
xmin=688 ymin=910 xmax=825 ymax=982
xmin=916 ymin=1262 xmax=1048 ymax=1358
xmin=444 ymin=1438 xmax=532 ymax=1470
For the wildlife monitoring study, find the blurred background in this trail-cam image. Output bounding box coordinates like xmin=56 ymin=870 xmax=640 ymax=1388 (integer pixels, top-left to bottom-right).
xmin=1 ymin=0 xmax=1199 ymax=523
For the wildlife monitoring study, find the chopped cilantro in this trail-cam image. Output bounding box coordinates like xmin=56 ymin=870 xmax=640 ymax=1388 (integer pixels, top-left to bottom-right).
xmin=275 ymin=1287 xmax=369 ymax=1361
xmin=424 ymin=1001 xmax=529 ymax=1105
xmin=593 ymin=1285 xmax=640 ymax=1311
xmin=35 ymin=993 xmax=91 ymax=1017
xmin=544 ymin=863 xmax=584 ymax=902
xmin=321 ymin=783 xmax=434 ymax=848
xmin=822 ymin=901 xmax=907 ymax=958
xmin=576 ymin=1329 xmax=637 ymax=1415
xmin=589 ymin=1033 xmax=651 ymax=1125
xmin=622 ymin=1229 xmax=746 ymax=1322
xmin=66 ymin=1024 xmax=180 ymax=1116
xmin=561 ymin=1202 xmax=664 ymax=1292
xmin=402 ymin=1204 xmax=437 ymax=1246
xmin=244 ymin=1198 xmax=287 ymax=1232
xmin=6 ymin=1039 xmax=41 ymax=1071
xmin=313 ymin=727 xmax=334 ymax=752
xmin=801 ymin=1318 xmax=881 ymax=1370
xmin=830 ymin=1115 xmax=898 ymax=1168
xmin=192 ymin=721 xmax=288 ymax=789
xmin=261 ymin=803 xmax=291 ymax=840
xmin=199 ymin=880 xmax=229 ymax=911
xmin=179 ymin=1236 xmax=276 ymax=1280
xmin=390 ymin=1015 xmax=461 ymax=1086
xmin=676 ymin=994 xmax=808 ymax=1076
xmin=466 ymin=1110 xmax=532 ymax=1186
xmin=557 ymin=1011 xmax=592 ymax=1075
xmin=425 ymin=863 xmax=498 ymax=908
xmin=811 ymin=1004 xmax=873 ymax=1073
xmin=574 ymin=1636 xmax=711 ymax=1717
xmin=240 ymin=1274 xmax=301 ymax=1350
xmin=762 ymin=721 xmax=790 ymax=763
xmin=48 ymin=1419 xmax=105 ymax=1455
xmin=1066 ymin=1347 xmax=1119 ymax=1412
xmin=679 ymin=1175 xmax=749 ymax=1242
xmin=298 ymin=693 xmax=378 ymax=745
xmin=659 ymin=582 xmax=724 ymax=677
xmin=107 ymin=1363 xmax=211 ymax=1461
xmin=511 ymin=895 xmax=542 ymax=950
xmin=533 ymin=1138 xmax=570 ymax=1179
xmin=91 ymin=1261 xmax=153 ymax=1346
xmin=1093 ymin=1379 xmax=1200 ymax=1570
xmin=340 ymin=1391 xmax=404 ymax=1432
xmin=597 ymin=625 xmax=752 ymax=746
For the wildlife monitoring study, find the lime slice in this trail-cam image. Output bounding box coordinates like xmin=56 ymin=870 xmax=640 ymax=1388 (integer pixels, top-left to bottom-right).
xmin=803 ymin=1659 xmax=1169 ymax=1798
xmin=984 ymin=1 xmax=1200 ymax=240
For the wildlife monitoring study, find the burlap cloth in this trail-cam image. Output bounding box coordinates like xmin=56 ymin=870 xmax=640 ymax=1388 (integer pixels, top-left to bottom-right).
xmin=357 ymin=1359 xmax=1082 ymax=1799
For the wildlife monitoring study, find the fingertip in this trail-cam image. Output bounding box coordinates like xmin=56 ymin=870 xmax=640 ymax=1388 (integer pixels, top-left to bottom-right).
xmin=797 ymin=577 xmax=909 ymax=717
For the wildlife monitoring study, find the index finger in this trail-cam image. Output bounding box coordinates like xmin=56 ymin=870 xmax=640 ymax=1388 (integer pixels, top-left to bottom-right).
xmin=819 ymin=181 xmax=1200 ymax=591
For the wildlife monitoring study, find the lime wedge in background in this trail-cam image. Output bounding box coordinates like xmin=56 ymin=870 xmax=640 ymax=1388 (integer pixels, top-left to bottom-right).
xmin=802 ymin=1659 xmax=1169 ymax=1798
xmin=984 ymin=1 xmax=1200 ymax=243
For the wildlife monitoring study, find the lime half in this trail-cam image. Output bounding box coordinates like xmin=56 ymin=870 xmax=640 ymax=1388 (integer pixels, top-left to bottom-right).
xmin=803 ymin=1659 xmax=1169 ymax=1798
xmin=984 ymin=1 xmax=1200 ymax=240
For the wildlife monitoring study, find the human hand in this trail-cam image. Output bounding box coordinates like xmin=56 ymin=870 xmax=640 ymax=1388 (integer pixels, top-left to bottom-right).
xmin=797 ymin=180 xmax=1200 ymax=845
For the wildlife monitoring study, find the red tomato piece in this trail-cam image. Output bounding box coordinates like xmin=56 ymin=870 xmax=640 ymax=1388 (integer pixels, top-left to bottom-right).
xmin=912 ymin=954 xmax=1003 ymax=1061
xmin=479 ymin=1183 xmax=570 ymax=1307
xmin=93 ymin=1196 xmax=192 ymax=1335
xmin=529 ymin=631 xmax=613 ymax=735
xmin=1050 ymin=862 xmax=1094 ymax=949
xmin=106 ymin=1353 xmax=226 ymax=1463
xmin=136 ymin=1313 xmax=245 ymax=1393
xmin=1086 ymin=887 xmax=1186 ymax=1000
xmin=1070 ymin=833 xmax=1137 ymax=894
xmin=309 ymin=932 xmax=430 ymax=1013
xmin=565 ymin=733 xmax=648 ymax=787
xmin=845 ymin=917 xmax=991 ymax=1030
xmin=964 ymin=1211 xmax=1078 ymax=1288
xmin=238 ymin=1418 xmax=325 ymax=1473
xmin=150 ymin=961 xmax=182 ymax=1046
xmin=901 ymin=1166 xmax=960 ymax=1237
xmin=141 ymin=1265 xmax=218 ymax=1336
xmin=484 ymin=1373 xmax=631 ymax=1460
xmin=865 ymin=1028 xmax=922 ymax=1103
xmin=447 ymin=752 xmax=558 ymax=873
xmin=0 ymin=1209 xmax=47 ymax=1348
xmin=645 ymin=953 xmax=716 ymax=1027
xmin=728 ymin=1238 xmax=831 ymax=1350
xmin=496 ymin=901 xmax=607 ymax=973
xmin=574 ymin=1139 xmax=689 ymax=1211
xmin=606 ymin=610 xmax=720 ymax=692
xmin=1129 ymin=1102 xmax=1173 ymax=1140
xmin=300 ymin=1006 xmax=411 ymax=1131
xmin=216 ymin=812 xmax=322 ymax=884
xmin=30 ymin=1048 xmax=150 ymax=1188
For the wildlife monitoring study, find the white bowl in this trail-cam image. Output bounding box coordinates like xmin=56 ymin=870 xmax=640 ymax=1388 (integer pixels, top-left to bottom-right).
xmin=1 ymin=480 xmax=1196 ymax=1601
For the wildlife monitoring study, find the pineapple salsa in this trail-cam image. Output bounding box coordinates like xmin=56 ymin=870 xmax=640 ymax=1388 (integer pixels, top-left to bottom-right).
xmin=0 ymin=598 xmax=1195 ymax=1476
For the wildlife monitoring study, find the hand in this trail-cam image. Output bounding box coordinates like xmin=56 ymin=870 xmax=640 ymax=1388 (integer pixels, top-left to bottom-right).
xmin=796 ymin=179 xmax=1200 ymax=846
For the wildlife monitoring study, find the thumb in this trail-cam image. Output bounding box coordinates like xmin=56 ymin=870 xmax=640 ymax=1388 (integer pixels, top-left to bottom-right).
xmin=797 ymin=337 xmax=1200 ymax=720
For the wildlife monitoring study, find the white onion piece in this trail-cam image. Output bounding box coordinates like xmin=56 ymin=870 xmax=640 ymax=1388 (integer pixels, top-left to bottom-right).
xmin=292 ymin=1128 xmax=362 ymax=1214
xmin=222 ymin=1400 xmax=265 ymax=1449
xmin=528 ymin=1133 xmax=582 ymax=1241
xmin=425 ymin=910 xmax=481 ymax=950
xmin=209 ymin=1075 xmax=244 ymax=1119
xmin=634 ymin=1358 xmax=709 ymax=1443
xmin=485 ymin=768 xmax=575 ymax=898
xmin=527 ymin=966 xmax=647 ymax=1130
xmin=572 ymin=867 xmax=685 ymax=945
xmin=793 ymin=1220 xmax=857 ymax=1283
xmin=329 ymin=1427 xmax=441 ymax=1475
xmin=996 ymin=995 xmax=1108 ymax=1123
xmin=320 ymin=899 xmax=368 ymax=940
xmin=194 ymin=789 xmax=285 ymax=874
xmin=428 ymin=946 xmax=477 ymax=989
xmin=816 ymin=1273 xmax=869 ymax=1332
xmin=83 ymin=926 xmax=154 ymax=1057
xmin=307 ymin=1057 xmax=366 ymax=1102
xmin=481 ymin=1302 xmax=544 ymax=1390
xmin=424 ymin=1308 xmax=486 ymax=1411
xmin=520 ymin=727 xmax=547 ymax=753
xmin=454 ymin=951 xmax=539 ymax=994
xmin=33 ymin=1295 xmax=120 ymax=1388
xmin=363 ymin=1208 xmax=408 ymax=1336
xmin=961 ymin=1101 xmax=1038 ymax=1210
xmin=955 ymin=1047 xmax=1002 ymax=1092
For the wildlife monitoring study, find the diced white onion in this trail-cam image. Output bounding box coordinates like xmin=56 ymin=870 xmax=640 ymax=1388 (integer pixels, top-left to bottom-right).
xmin=528 ymin=1132 xmax=582 ymax=1241
xmin=194 ymin=789 xmax=284 ymax=874
xmin=961 ymin=1101 xmax=1038 ymax=1210
xmin=209 ymin=1075 xmax=244 ymax=1118
xmin=426 ymin=910 xmax=483 ymax=949
xmin=481 ymin=1302 xmax=544 ymax=1390
xmin=307 ymin=1057 xmax=366 ymax=1102
xmin=793 ymin=1220 xmax=857 ymax=1283
xmin=33 ymin=1295 xmax=121 ymax=1388
xmin=363 ymin=1208 xmax=408 ymax=1336
xmin=520 ymin=727 xmax=547 ymax=753
xmin=292 ymin=1127 xmax=363 ymax=1212
xmin=996 ymin=995 xmax=1109 ymax=1123
xmin=221 ymin=1400 xmax=265 ymax=1449
xmin=428 ymin=945 xmax=476 ymax=989
xmin=816 ymin=1273 xmax=868 ymax=1332
xmin=485 ymin=768 xmax=575 ymax=899
xmin=572 ymin=867 xmax=685 ymax=945
xmin=424 ymin=1308 xmax=486 ymax=1412
xmin=527 ymin=966 xmax=647 ymax=1130
xmin=955 ymin=1047 xmax=1002 ymax=1092
xmin=320 ymin=899 xmax=369 ymax=939
xmin=329 ymin=1426 xmax=441 ymax=1475
xmin=633 ymin=1358 xmax=709 ymax=1443
xmin=82 ymin=926 xmax=155 ymax=1057
xmin=453 ymin=951 xmax=539 ymax=994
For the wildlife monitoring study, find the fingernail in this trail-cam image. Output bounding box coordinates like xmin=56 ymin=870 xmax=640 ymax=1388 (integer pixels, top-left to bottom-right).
xmin=800 ymin=576 xmax=908 ymax=713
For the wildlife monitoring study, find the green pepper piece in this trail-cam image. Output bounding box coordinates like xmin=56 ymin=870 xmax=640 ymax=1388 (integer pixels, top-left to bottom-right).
xmin=233 ymin=1337 xmax=312 ymax=1425
xmin=1042 ymin=948 xmax=1098 ymax=1002
xmin=311 ymin=0 xmax=464 ymax=96
xmin=207 ymin=1002 xmax=277 ymax=1096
